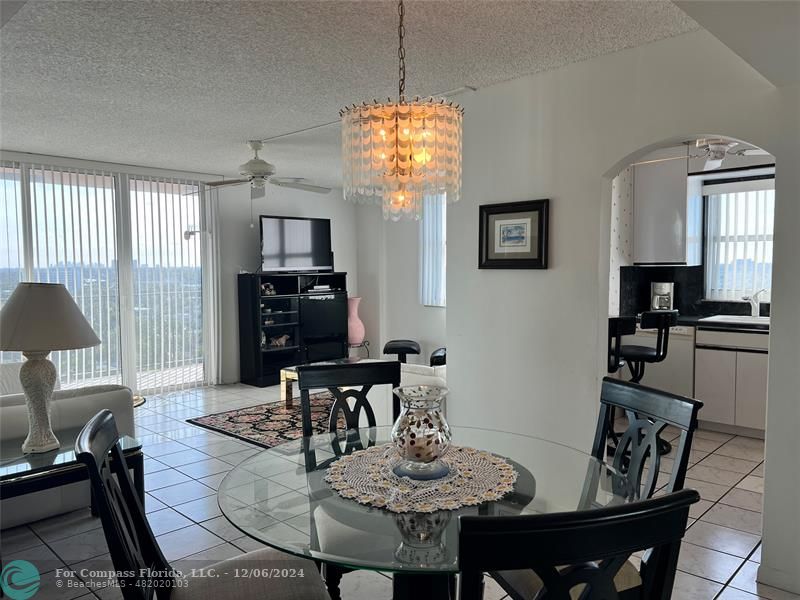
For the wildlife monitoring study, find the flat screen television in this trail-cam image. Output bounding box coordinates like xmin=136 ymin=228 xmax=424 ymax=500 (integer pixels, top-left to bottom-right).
xmin=260 ymin=215 xmax=333 ymax=272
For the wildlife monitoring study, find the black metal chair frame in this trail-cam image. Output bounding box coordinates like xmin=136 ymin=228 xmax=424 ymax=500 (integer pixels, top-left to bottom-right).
xmin=608 ymin=316 xmax=636 ymax=374
xmin=620 ymin=311 xmax=677 ymax=384
xmin=460 ymin=489 xmax=699 ymax=600
xmin=593 ymin=377 xmax=703 ymax=500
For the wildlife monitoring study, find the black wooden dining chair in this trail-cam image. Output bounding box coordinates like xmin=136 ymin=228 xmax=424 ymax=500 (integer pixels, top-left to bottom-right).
xmin=296 ymin=360 xmax=401 ymax=438
xmin=460 ymin=489 xmax=699 ymax=600
xmin=74 ymin=409 xmax=330 ymax=600
xmin=295 ymin=360 xmax=400 ymax=599
xmin=592 ymin=377 xmax=703 ymax=500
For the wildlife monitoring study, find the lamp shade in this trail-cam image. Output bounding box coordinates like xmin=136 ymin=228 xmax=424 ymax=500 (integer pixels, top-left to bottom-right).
xmin=0 ymin=283 xmax=101 ymax=352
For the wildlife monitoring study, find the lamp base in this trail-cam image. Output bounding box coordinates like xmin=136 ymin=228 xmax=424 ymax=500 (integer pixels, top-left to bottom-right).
xmin=20 ymin=352 xmax=61 ymax=454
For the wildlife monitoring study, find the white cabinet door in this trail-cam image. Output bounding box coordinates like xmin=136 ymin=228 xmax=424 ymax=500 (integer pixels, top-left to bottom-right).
xmin=735 ymin=351 xmax=769 ymax=430
xmin=694 ymin=348 xmax=736 ymax=425
xmin=633 ymin=146 xmax=689 ymax=264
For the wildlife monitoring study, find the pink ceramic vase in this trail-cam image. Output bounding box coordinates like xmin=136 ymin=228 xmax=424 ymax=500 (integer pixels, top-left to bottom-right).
xmin=347 ymin=297 xmax=366 ymax=345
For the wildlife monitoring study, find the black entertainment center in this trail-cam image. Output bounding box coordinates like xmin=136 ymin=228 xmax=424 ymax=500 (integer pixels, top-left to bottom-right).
xmin=238 ymin=215 xmax=348 ymax=387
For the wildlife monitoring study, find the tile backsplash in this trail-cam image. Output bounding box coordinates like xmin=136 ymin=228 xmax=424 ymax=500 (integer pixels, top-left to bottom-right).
xmin=619 ymin=265 xmax=770 ymax=317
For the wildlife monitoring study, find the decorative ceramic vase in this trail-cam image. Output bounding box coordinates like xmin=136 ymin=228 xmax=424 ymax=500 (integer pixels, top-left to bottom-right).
xmin=347 ymin=297 xmax=365 ymax=345
xmin=394 ymin=512 xmax=451 ymax=566
xmin=391 ymin=385 xmax=451 ymax=480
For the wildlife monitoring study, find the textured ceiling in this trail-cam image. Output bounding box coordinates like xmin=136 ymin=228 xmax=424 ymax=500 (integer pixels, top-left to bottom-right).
xmin=0 ymin=1 xmax=698 ymax=186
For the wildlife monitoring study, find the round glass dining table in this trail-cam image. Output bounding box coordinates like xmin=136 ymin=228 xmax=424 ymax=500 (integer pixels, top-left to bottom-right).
xmin=218 ymin=426 xmax=632 ymax=598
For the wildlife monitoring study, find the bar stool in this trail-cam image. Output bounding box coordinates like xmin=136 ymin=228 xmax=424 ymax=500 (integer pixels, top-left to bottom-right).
xmin=430 ymin=347 xmax=446 ymax=366
xmin=607 ymin=311 xmax=678 ymax=456
xmin=383 ymin=339 xmax=421 ymax=364
xmin=619 ymin=311 xmax=678 ymax=383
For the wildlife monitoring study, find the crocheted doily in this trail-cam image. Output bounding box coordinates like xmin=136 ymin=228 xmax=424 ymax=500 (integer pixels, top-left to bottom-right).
xmin=324 ymin=444 xmax=518 ymax=513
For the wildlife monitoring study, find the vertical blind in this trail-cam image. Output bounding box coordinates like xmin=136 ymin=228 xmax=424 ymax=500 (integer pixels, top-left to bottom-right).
xmin=705 ymin=178 xmax=775 ymax=302
xmin=129 ymin=178 xmax=205 ymax=393
xmin=29 ymin=166 xmax=121 ymax=387
xmin=0 ymin=160 xmax=219 ymax=395
xmin=420 ymin=194 xmax=446 ymax=307
xmin=0 ymin=166 xmax=25 ymax=365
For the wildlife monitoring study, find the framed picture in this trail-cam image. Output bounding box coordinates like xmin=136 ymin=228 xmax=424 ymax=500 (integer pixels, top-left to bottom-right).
xmin=478 ymin=199 xmax=549 ymax=269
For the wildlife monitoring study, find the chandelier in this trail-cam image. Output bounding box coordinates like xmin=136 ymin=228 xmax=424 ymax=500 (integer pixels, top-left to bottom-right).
xmin=340 ymin=0 xmax=463 ymax=221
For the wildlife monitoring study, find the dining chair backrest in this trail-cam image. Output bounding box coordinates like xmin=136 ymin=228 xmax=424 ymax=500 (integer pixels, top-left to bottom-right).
xmin=593 ymin=377 xmax=703 ymax=499
xmin=296 ymin=361 xmax=401 ymax=438
xmin=459 ymin=489 xmax=699 ymax=600
xmin=75 ymin=410 xmax=172 ymax=600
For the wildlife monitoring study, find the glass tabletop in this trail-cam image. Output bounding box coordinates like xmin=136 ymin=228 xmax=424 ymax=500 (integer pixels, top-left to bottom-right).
xmin=218 ymin=426 xmax=634 ymax=574
xmin=0 ymin=426 xmax=141 ymax=482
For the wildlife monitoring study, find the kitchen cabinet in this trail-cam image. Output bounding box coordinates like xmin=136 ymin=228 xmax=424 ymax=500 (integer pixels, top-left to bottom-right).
xmin=633 ymin=145 xmax=702 ymax=265
xmin=694 ymin=329 xmax=769 ymax=430
xmin=735 ymin=352 xmax=769 ymax=429
xmin=694 ymin=348 xmax=737 ymax=425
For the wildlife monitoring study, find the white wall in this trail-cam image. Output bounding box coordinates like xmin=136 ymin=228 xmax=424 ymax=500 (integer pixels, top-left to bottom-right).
xmin=354 ymin=206 xmax=447 ymax=365
xmin=383 ymin=220 xmax=446 ymax=363
xmin=216 ymin=185 xmax=358 ymax=383
xmin=446 ymin=29 xmax=799 ymax=592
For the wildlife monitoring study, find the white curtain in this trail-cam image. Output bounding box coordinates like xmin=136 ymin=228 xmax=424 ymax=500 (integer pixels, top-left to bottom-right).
xmin=704 ymin=179 xmax=774 ymax=302
xmin=420 ymin=194 xmax=446 ymax=307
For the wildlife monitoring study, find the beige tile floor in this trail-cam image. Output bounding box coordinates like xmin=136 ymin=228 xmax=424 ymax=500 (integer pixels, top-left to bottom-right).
xmin=1 ymin=384 xmax=797 ymax=600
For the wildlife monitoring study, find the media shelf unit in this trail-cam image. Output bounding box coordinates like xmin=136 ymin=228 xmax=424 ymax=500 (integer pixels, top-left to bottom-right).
xmin=238 ymin=272 xmax=348 ymax=387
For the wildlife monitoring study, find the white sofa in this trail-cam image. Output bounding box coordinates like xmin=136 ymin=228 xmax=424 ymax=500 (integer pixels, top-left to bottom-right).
xmin=0 ymin=363 xmax=135 ymax=528
xmin=400 ymin=363 xmax=447 ymax=388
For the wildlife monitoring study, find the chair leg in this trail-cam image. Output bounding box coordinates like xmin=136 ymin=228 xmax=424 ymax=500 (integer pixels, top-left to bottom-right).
xmin=322 ymin=564 xmax=345 ymax=600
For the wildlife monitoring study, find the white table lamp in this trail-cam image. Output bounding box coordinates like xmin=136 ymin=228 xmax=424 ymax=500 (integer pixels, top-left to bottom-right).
xmin=0 ymin=283 xmax=100 ymax=453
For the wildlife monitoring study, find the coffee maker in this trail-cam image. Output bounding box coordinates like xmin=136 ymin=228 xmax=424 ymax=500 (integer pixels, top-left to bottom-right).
xmin=651 ymin=282 xmax=675 ymax=311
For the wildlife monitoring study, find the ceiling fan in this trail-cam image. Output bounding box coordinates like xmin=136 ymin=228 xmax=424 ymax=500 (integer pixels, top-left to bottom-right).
xmin=631 ymin=139 xmax=770 ymax=171
xmin=197 ymin=140 xmax=332 ymax=196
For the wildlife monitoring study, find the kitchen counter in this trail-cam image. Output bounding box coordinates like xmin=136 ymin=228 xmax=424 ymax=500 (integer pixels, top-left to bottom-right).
xmin=618 ymin=314 xmax=770 ymax=332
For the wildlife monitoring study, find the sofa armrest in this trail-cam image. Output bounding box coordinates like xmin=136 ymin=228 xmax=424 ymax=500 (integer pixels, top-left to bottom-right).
xmin=0 ymin=385 xmax=135 ymax=440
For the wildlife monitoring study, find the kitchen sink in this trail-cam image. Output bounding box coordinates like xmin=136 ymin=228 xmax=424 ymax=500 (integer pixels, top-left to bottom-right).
xmin=698 ymin=315 xmax=770 ymax=326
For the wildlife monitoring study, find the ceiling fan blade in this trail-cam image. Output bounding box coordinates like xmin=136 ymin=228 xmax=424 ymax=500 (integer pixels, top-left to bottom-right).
xmin=269 ymin=178 xmax=331 ymax=194
xmin=182 ymin=179 xmax=249 ymax=196
xmin=739 ymin=148 xmax=771 ymax=156
xmin=630 ymin=155 xmax=688 ymax=167
xmin=204 ymin=178 xmax=250 ymax=188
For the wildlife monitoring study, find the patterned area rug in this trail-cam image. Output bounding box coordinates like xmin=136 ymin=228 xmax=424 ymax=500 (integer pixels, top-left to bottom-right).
xmin=186 ymin=392 xmax=339 ymax=450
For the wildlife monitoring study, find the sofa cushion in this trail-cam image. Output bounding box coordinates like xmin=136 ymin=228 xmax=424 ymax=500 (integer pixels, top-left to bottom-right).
xmin=401 ymin=363 xmax=436 ymax=377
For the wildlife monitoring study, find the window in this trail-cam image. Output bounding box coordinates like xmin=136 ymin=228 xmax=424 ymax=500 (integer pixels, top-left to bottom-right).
xmin=420 ymin=194 xmax=446 ymax=307
xmin=705 ymin=177 xmax=774 ymax=302
xmin=0 ymin=160 xmax=217 ymax=394
xmin=29 ymin=167 xmax=121 ymax=388
xmin=130 ymin=178 xmax=205 ymax=392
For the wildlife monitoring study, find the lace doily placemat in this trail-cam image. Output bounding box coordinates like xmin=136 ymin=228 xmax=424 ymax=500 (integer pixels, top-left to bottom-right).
xmin=324 ymin=444 xmax=518 ymax=513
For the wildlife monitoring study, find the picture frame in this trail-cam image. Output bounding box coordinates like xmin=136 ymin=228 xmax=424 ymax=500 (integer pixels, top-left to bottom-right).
xmin=478 ymin=199 xmax=549 ymax=269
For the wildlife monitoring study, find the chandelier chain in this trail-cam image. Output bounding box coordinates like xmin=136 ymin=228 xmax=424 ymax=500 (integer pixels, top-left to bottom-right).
xmin=398 ymin=0 xmax=406 ymax=101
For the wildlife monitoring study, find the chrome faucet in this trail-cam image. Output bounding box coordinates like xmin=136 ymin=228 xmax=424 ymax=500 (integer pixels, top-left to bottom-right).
xmin=742 ymin=288 xmax=767 ymax=317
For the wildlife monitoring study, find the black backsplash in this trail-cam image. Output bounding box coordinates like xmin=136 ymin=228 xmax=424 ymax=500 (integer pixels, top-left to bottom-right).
xmin=619 ymin=265 xmax=770 ymax=317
